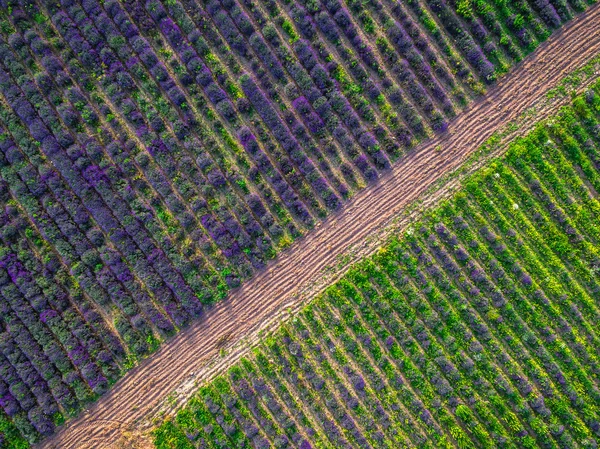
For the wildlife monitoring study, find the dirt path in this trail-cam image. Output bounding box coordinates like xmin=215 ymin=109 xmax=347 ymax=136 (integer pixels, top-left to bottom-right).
xmin=39 ymin=6 xmax=600 ymax=448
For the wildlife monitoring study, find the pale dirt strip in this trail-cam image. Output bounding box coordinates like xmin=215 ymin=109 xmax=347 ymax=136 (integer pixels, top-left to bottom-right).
xmin=38 ymin=5 xmax=600 ymax=448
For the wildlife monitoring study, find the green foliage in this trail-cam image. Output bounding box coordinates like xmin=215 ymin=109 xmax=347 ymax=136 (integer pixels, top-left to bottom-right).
xmin=0 ymin=413 xmax=29 ymax=449
xmin=153 ymin=420 xmax=194 ymax=449
xmin=456 ymin=0 xmax=474 ymax=18
xmin=281 ymin=19 xmax=299 ymax=43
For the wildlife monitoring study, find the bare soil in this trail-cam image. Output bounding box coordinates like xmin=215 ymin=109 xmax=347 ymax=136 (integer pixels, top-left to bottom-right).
xmin=38 ymin=5 xmax=600 ymax=448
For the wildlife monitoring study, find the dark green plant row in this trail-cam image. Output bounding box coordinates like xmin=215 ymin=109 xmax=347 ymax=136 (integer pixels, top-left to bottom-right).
xmin=153 ymin=83 xmax=600 ymax=449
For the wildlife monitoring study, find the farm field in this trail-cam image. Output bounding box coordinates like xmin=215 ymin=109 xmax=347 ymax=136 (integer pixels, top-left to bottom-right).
xmin=32 ymin=7 xmax=600 ymax=449
xmin=0 ymin=0 xmax=597 ymax=447
xmin=153 ymin=83 xmax=600 ymax=449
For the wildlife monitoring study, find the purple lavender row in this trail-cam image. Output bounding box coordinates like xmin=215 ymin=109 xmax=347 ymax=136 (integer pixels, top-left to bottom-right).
xmin=0 ymin=123 xmax=160 ymax=332
xmin=239 ymin=74 xmax=342 ymax=211
xmin=0 ymin=122 xmax=168 ymax=335
xmin=72 ymin=0 xmax=289 ymax=273
xmin=38 ymin=2 xmax=298 ymax=266
xmin=204 ymin=0 xmax=370 ymax=194
xmin=51 ymin=2 xmax=256 ymax=277
xmin=0 ymin=328 xmax=57 ymax=438
xmin=0 ymin=36 xmax=204 ymax=326
xmin=422 ymin=0 xmax=496 ymax=82
xmin=144 ymin=14 xmax=281 ymax=269
xmin=0 ymin=76 xmax=179 ymax=343
xmin=152 ymin=0 xmax=316 ymax=235
xmin=101 ymin=0 xmax=316 ymax=231
xmin=237 ymin=0 xmax=393 ymax=177
xmin=208 ymin=0 xmax=348 ymax=209
xmin=0 ymin=143 xmax=145 ymax=359
xmin=178 ymin=0 xmax=370 ymax=201
xmin=210 ymin=0 xmax=357 ymax=194
xmin=0 ymin=211 xmax=123 ymax=377
xmin=366 ymin=0 xmax=458 ymax=110
xmin=0 ymin=254 xmax=107 ymax=396
xmin=0 ymin=150 xmax=173 ymax=361
xmin=0 ymin=149 xmax=126 ymax=372
xmin=239 ymin=0 xmax=402 ymax=166
xmin=306 ymin=0 xmax=451 ymax=130
xmin=272 ymin=0 xmax=431 ymax=146
xmin=46 ymin=0 xmax=245 ymax=275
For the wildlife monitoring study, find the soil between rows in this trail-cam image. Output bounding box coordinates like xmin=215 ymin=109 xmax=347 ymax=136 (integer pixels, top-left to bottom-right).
xmin=38 ymin=4 xmax=600 ymax=448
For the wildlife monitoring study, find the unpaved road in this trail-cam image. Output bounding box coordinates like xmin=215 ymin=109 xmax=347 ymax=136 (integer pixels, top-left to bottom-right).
xmin=39 ymin=5 xmax=600 ymax=448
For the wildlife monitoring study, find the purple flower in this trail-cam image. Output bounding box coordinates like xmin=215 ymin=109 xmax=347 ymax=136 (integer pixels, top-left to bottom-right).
xmin=40 ymin=310 xmax=58 ymax=324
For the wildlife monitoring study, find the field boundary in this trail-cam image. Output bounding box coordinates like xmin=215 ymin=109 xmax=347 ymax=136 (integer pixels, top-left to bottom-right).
xmin=38 ymin=5 xmax=600 ymax=448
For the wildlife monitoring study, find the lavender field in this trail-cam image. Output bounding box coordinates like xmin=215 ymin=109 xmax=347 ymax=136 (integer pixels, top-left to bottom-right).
xmin=154 ymin=84 xmax=600 ymax=449
xmin=0 ymin=0 xmax=595 ymax=446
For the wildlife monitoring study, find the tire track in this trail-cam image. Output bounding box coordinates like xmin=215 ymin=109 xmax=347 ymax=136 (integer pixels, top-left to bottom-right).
xmin=38 ymin=5 xmax=600 ymax=448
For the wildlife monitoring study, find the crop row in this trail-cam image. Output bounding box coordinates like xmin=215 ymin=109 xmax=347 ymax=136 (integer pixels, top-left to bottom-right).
xmin=0 ymin=0 xmax=593 ymax=444
xmin=154 ymin=84 xmax=600 ymax=449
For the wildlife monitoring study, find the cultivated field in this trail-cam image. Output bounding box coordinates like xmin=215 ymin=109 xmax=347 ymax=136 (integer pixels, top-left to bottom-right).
xmin=154 ymin=83 xmax=600 ymax=449
xmin=30 ymin=4 xmax=600 ymax=448
xmin=0 ymin=0 xmax=597 ymax=447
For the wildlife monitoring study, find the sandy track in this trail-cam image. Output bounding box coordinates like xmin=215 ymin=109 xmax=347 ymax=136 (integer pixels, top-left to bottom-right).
xmin=39 ymin=6 xmax=600 ymax=448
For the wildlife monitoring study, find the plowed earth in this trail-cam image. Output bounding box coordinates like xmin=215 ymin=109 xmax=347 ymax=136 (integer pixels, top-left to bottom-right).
xmin=39 ymin=5 xmax=600 ymax=448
